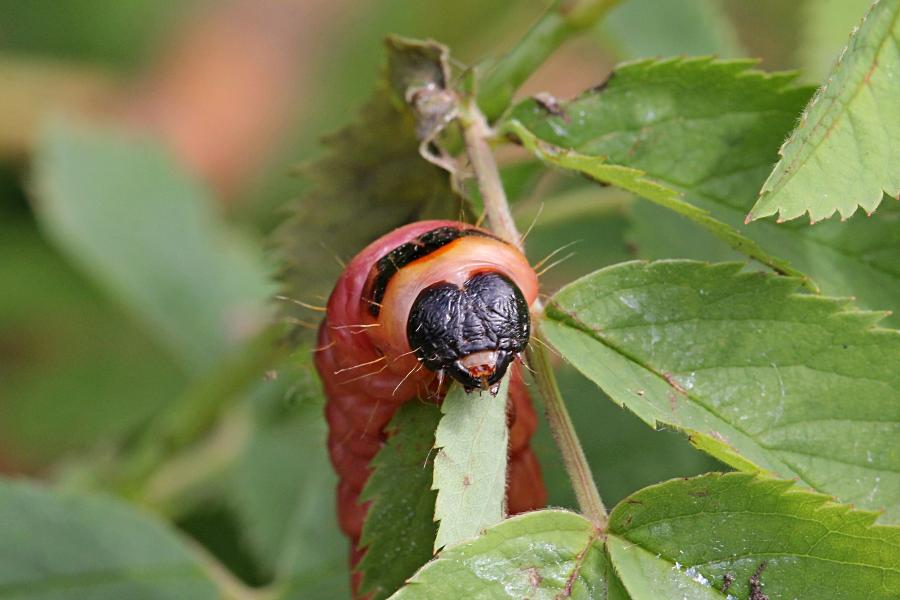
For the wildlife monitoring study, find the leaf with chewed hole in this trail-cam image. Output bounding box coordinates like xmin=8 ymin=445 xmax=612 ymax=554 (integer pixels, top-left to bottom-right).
xmin=391 ymin=510 xmax=625 ymax=599
xmin=608 ymin=473 xmax=900 ymax=600
xmin=357 ymin=401 xmax=442 ymax=600
xmin=543 ymin=260 xmax=900 ymax=521
xmin=751 ymin=0 xmax=900 ymax=223
xmin=433 ymin=378 xmax=509 ymax=551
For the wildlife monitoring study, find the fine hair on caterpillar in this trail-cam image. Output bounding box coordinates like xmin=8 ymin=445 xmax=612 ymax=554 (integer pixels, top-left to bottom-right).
xmin=313 ymin=220 xmax=547 ymax=595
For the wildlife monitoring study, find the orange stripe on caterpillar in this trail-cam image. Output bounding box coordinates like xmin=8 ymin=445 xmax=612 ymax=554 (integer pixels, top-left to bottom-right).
xmin=314 ymin=220 xmax=546 ymax=596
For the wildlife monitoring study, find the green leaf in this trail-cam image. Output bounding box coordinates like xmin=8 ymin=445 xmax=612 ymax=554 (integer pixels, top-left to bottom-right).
xmin=0 ymin=478 xmax=219 ymax=599
xmin=605 ymin=536 xmax=724 ymax=600
xmin=543 ymin=260 xmax=900 ymax=521
xmin=534 ymin=363 xmax=724 ymax=514
xmin=391 ymin=475 xmax=900 ymax=599
xmin=391 ymin=510 xmax=626 ymax=599
xmin=751 ymin=0 xmax=900 ymax=223
xmin=602 ymin=0 xmax=743 ymax=60
xmin=433 ymin=379 xmax=509 ymax=551
xmin=507 ymin=57 xmax=900 ymax=326
xmin=0 ymin=221 xmax=185 ymax=466
xmin=358 ymin=401 xmax=442 ymax=600
xmin=276 ymin=37 xmax=463 ymax=334
xmin=608 ymin=473 xmax=900 ymax=600
xmin=503 ymin=119 xmax=812 ymax=287
xmin=32 ymin=117 xmax=273 ymax=374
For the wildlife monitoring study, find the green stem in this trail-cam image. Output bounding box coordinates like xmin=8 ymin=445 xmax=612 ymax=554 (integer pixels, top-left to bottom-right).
xmin=459 ymin=96 xmax=608 ymax=529
xmin=460 ymin=100 xmax=521 ymax=248
xmin=477 ymin=0 xmax=621 ymax=121
xmin=185 ymin=534 xmax=274 ymax=600
xmin=527 ymin=327 xmax=607 ymax=528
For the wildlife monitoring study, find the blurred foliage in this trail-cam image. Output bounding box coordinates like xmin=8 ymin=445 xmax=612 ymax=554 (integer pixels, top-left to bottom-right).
xmin=0 ymin=217 xmax=186 ymax=466
xmin=800 ymin=0 xmax=875 ymax=82
xmin=602 ymin=0 xmax=743 ymax=59
xmin=0 ymin=0 xmax=880 ymax=597
xmin=0 ymin=0 xmax=190 ymax=68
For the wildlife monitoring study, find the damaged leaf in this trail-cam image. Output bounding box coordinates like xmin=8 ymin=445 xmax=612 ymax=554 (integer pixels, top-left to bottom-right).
xmin=432 ymin=378 xmax=509 ymax=551
xmin=357 ymin=401 xmax=442 ymax=600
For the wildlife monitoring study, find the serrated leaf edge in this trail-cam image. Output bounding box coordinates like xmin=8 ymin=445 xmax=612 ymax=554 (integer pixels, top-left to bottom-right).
xmin=544 ymin=260 xmax=900 ymax=497
xmin=751 ymin=0 xmax=900 ymax=224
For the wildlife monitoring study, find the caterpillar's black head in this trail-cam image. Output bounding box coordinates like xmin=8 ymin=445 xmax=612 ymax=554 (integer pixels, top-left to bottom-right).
xmin=407 ymin=272 xmax=530 ymax=393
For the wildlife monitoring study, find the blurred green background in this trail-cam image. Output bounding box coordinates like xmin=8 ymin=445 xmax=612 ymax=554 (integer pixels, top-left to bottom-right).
xmin=0 ymin=0 xmax=873 ymax=596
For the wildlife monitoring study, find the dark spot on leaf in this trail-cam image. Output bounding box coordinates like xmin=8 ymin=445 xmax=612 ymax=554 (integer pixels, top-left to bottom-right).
xmin=663 ymin=372 xmax=688 ymax=394
xmin=749 ymin=561 xmax=769 ymax=600
xmin=687 ymin=490 xmax=709 ymax=498
xmin=533 ymin=92 xmax=570 ymax=122
xmin=589 ymin=72 xmax=614 ymax=94
xmin=625 ymin=499 xmax=644 ymax=505
xmin=462 ymin=475 xmax=471 ymax=487
xmin=722 ymin=573 xmax=735 ymax=593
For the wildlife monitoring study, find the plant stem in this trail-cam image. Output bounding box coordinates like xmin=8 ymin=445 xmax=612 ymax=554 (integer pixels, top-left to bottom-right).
xmin=460 ymin=102 xmax=520 ymax=248
xmin=185 ymin=534 xmax=273 ymax=600
xmin=459 ymin=97 xmax=608 ymax=529
xmin=526 ymin=329 xmax=607 ymax=528
xmin=477 ymin=0 xmax=621 ymax=121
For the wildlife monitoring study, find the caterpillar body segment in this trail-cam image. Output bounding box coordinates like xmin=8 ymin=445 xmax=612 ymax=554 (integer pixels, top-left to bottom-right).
xmin=314 ymin=220 xmax=547 ymax=593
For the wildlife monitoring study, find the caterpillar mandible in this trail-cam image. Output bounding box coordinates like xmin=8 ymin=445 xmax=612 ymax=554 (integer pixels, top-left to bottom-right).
xmin=313 ymin=220 xmax=547 ymax=592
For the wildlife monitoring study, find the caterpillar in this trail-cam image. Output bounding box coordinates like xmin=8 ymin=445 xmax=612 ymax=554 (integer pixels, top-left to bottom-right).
xmin=313 ymin=220 xmax=547 ymax=593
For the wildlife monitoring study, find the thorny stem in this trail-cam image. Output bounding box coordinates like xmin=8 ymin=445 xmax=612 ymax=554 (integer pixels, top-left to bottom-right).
xmin=477 ymin=0 xmax=621 ymax=121
xmin=459 ymin=97 xmax=608 ymax=529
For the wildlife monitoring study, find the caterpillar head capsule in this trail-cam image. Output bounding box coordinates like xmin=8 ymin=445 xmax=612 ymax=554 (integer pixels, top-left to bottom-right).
xmin=356 ymin=222 xmax=538 ymax=395
xmin=407 ymin=271 xmax=530 ymax=393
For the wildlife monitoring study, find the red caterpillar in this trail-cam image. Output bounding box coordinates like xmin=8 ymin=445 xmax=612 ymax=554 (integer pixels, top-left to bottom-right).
xmin=314 ymin=220 xmax=547 ymax=593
